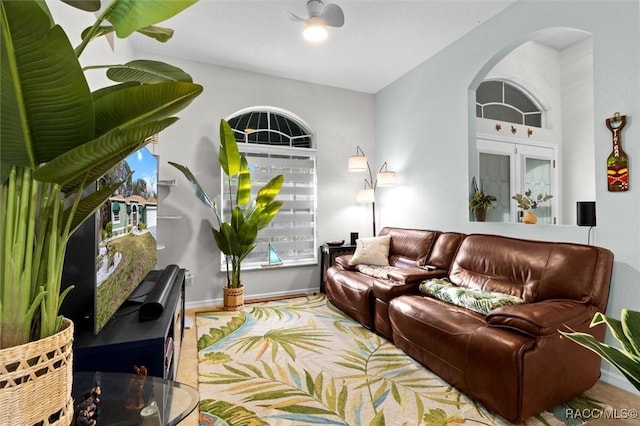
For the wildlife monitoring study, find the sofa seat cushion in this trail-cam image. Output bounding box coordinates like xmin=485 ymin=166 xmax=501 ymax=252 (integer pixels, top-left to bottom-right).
xmin=354 ymin=264 xmax=396 ymax=280
xmin=419 ymin=278 xmax=525 ymax=315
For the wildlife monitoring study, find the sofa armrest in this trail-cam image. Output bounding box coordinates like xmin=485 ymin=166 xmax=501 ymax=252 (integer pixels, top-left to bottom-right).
xmin=387 ymin=267 xmax=448 ymax=284
xmin=486 ymin=300 xmax=599 ymax=337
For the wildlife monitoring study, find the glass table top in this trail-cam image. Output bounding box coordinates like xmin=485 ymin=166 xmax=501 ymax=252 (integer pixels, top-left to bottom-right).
xmin=73 ymin=371 xmax=198 ymax=426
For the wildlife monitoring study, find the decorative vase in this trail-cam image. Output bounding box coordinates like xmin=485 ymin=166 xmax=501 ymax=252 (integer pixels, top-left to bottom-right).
xmin=223 ymin=285 xmax=245 ymax=311
xmin=523 ymin=211 xmax=538 ymax=224
xmin=0 ymin=318 xmax=74 ymax=426
xmin=474 ymin=208 xmax=487 ymax=222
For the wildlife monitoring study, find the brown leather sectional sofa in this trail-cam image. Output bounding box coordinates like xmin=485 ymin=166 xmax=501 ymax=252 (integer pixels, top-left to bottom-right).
xmin=325 ymin=227 xmax=614 ymax=423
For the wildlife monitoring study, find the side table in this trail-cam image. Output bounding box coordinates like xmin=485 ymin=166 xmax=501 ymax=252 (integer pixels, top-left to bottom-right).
xmin=72 ymin=371 xmax=199 ymax=426
xmin=319 ymin=243 xmax=356 ymax=292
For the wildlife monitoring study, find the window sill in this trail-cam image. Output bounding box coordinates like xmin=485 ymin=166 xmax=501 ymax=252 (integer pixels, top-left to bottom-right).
xmin=221 ymin=258 xmax=318 ymax=272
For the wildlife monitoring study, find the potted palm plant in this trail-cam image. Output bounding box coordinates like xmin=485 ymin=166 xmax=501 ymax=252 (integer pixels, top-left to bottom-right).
xmin=170 ymin=119 xmax=284 ymax=310
xmin=0 ymin=0 xmax=202 ymax=423
xmin=561 ymin=309 xmax=640 ymax=392
xmin=469 ymin=176 xmax=496 ymax=222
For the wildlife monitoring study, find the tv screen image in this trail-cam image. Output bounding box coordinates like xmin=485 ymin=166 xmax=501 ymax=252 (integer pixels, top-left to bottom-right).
xmin=95 ymin=147 xmax=158 ymax=333
xmin=60 ymin=145 xmax=159 ymax=335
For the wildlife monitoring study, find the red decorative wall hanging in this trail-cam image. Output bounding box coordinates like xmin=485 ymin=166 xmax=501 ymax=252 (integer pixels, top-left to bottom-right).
xmin=606 ymin=112 xmax=629 ymax=192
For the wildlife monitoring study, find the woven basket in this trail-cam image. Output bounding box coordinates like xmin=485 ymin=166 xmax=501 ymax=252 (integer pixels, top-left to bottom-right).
xmin=223 ymin=285 xmax=245 ymax=311
xmin=0 ymin=318 xmax=74 ymax=426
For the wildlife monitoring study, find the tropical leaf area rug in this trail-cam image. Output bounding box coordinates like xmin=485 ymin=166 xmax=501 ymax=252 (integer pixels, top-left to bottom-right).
xmin=196 ymin=295 xmax=605 ymax=426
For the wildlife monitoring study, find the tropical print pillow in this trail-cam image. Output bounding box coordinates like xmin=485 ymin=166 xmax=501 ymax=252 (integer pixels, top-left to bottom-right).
xmin=418 ymin=278 xmax=525 ymax=315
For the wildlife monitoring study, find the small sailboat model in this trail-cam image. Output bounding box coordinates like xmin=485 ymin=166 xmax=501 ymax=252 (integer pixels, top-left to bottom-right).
xmin=261 ymin=243 xmax=283 ymax=267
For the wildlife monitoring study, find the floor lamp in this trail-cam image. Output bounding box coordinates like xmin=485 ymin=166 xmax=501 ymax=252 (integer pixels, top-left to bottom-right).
xmin=348 ymin=146 xmax=396 ymax=236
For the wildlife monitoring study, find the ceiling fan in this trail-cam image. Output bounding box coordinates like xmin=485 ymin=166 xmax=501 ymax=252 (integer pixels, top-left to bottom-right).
xmin=288 ymin=0 xmax=345 ymax=43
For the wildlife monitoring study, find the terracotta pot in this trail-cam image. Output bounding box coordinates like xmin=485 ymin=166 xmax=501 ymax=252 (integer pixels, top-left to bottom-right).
xmin=523 ymin=211 xmax=538 ymax=224
xmin=474 ymin=208 xmax=487 ymax=222
xmin=223 ymin=285 xmax=245 ymax=311
xmin=0 ymin=318 xmax=74 ymax=426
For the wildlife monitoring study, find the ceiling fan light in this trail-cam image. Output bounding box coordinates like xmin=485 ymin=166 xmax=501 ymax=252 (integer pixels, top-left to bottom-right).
xmin=303 ymin=19 xmax=328 ymax=43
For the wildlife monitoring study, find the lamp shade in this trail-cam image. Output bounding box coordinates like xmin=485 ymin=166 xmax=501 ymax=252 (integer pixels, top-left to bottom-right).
xmin=376 ymin=170 xmax=396 ymax=187
xmin=348 ymin=155 xmax=369 ymax=172
xmin=356 ymin=188 xmax=375 ymax=203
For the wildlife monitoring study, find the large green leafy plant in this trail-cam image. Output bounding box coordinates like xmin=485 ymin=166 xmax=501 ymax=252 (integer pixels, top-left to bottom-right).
xmin=0 ymin=0 xmax=202 ymax=349
xmin=561 ymin=309 xmax=640 ymax=392
xmin=170 ymin=119 xmax=284 ymax=289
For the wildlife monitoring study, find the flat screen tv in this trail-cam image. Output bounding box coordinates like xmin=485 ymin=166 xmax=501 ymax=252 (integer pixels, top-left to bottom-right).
xmin=60 ymin=146 xmax=158 ymax=334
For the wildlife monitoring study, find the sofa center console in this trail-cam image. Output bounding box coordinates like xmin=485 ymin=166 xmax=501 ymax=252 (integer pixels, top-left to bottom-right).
xmin=73 ymin=265 xmax=186 ymax=380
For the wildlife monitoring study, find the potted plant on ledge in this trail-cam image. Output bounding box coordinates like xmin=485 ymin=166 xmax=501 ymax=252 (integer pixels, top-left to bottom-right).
xmin=469 ymin=177 xmax=496 ymax=222
xmin=170 ymin=119 xmax=284 ymax=310
xmin=512 ymin=190 xmax=553 ymax=224
xmin=1 ymin=1 xmax=202 ymax=424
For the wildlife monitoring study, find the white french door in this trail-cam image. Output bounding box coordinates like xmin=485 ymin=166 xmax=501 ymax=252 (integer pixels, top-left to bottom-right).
xmin=477 ymin=138 xmax=557 ymax=224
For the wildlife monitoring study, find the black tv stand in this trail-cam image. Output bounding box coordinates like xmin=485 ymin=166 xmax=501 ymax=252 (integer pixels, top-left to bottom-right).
xmin=126 ymin=279 xmax=157 ymax=303
xmin=73 ymin=265 xmax=185 ymax=380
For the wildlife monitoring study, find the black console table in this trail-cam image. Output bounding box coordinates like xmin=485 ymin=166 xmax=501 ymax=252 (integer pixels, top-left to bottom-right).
xmin=319 ymin=244 xmax=356 ymax=292
xmin=74 ymin=266 xmax=186 ymax=380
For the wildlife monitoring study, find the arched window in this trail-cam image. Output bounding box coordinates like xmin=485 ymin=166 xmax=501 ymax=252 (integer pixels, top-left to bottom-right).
xmin=476 ymin=80 xmax=543 ymax=128
xmin=228 ymin=110 xmax=312 ymax=148
xmin=223 ymin=107 xmax=317 ymax=268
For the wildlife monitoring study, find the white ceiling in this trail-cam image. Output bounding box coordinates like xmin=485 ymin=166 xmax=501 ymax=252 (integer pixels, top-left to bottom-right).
xmin=129 ymin=0 xmax=517 ymax=94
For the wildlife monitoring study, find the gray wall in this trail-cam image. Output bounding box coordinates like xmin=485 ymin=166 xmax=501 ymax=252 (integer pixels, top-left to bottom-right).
xmin=375 ymin=0 xmax=640 ymax=392
xmin=49 ymin=0 xmax=375 ymax=315
xmin=144 ymin=57 xmax=376 ymax=306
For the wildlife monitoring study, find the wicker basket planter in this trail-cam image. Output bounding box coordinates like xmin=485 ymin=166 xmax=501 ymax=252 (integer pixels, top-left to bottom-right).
xmin=0 ymin=318 xmax=74 ymax=426
xmin=223 ymin=285 xmax=245 ymax=311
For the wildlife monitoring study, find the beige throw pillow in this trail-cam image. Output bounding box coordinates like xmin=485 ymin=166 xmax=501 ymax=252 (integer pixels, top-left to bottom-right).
xmin=350 ymin=235 xmax=391 ymax=266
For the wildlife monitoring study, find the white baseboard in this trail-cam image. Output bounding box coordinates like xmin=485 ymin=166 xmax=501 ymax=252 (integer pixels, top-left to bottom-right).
xmin=185 ymin=287 xmax=321 ymax=310
xmin=600 ymin=369 xmax=640 ymax=395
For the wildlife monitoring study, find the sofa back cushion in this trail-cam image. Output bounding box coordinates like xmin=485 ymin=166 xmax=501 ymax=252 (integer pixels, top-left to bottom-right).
xmin=538 ymin=242 xmax=613 ymax=310
xmin=449 ymin=234 xmax=613 ymax=308
xmin=427 ymin=232 xmax=465 ymax=270
xmin=379 ymin=227 xmax=439 ymax=267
